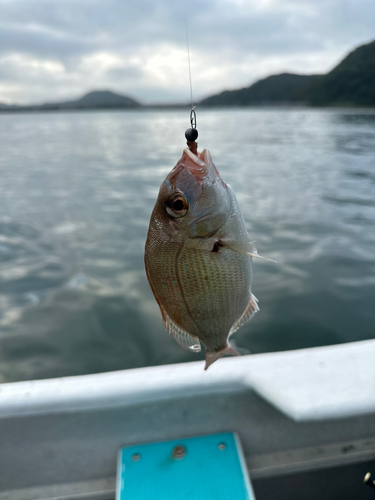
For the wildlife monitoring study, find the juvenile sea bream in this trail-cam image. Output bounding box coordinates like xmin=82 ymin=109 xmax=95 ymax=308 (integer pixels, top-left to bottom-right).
xmin=145 ymin=148 xmax=267 ymax=369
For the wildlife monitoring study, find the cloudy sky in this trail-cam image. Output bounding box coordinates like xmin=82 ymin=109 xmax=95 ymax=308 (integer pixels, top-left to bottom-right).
xmin=0 ymin=0 xmax=374 ymax=105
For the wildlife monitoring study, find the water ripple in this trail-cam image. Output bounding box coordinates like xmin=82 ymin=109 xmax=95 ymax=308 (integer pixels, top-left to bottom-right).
xmin=0 ymin=108 xmax=374 ymax=382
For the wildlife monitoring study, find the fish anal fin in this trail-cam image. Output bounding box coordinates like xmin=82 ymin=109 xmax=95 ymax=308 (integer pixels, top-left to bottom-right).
xmin=230 ymin=293 xmax=259 ymax=335
xmin=222 ymin=240 xmax=276 ymax=262
xmin=204 ymin=344 xmax=241 ymax=370
xmin=160 ymin=306 xmax=201 ymax=353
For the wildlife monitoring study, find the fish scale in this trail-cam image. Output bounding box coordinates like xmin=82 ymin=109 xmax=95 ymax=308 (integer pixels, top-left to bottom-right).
xmin=175 ymin=247 xmax=250 ymax=351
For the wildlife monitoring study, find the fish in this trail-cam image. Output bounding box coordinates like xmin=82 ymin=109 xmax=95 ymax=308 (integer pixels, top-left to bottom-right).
xmin=145 ymin=146 xmax=270 ymax=369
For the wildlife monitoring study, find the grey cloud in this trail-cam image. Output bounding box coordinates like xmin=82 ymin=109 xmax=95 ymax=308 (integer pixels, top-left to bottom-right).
xmin=0 ymin=0 xmax=332 ymax=58
xmin=106 ymin=66 xmax=145 ymax=81
xmin=0 ymin=24 xmax=97 ymax=61
xmin=0 ymin=0 xmax=374 ymax=103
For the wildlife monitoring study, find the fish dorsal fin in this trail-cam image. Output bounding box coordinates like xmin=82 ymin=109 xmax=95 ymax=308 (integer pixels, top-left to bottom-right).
xmin=230 ymin=293 xmax=259 ymax=335
xmin=161 ymin=307 xmax=201 ymax=352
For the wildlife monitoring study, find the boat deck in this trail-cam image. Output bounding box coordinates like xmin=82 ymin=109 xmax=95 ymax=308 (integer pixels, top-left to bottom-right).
xmin=0 ymin=339 xmax=374 ymax=499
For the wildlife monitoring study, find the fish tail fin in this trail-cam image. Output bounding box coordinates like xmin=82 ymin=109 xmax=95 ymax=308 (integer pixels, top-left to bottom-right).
xmin=204 ymin=344 xmax=241 ymax=370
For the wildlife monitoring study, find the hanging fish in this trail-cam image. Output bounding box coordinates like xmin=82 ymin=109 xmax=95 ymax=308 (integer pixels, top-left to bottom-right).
xmin=145 ymin=135 xmax=271 ymax=370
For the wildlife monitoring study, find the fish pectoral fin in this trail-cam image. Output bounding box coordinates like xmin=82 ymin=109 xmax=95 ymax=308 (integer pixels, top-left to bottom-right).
xmin=185 ymin=238 xmax=214 ymax=252
xmin=184 ymin=239 xmax=276 ymax=262
xmin=205 ymin=344 xmax=241 ymax=370
xmin=230 ymin=293 xmax=259 ymax=335
xmin=222 ymin=240 xmax=276 ymax=262
xmin=162 ymin=307 xmax=201 ymax=352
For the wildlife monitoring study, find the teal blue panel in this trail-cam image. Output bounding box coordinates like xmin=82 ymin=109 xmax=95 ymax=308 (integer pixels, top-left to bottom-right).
xmin=117 ymin=432 xmax=255 ymax=500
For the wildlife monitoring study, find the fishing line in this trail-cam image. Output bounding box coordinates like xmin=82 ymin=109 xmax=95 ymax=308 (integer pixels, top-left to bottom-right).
xmin=184 ymin=6 xmax=198 ymax=145
xmin=185 ymin=10 xmax=194 ymax=111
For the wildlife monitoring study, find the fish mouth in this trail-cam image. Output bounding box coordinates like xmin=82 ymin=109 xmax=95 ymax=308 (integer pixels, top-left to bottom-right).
xmin=166 ymin=148 xmax=209 ymax=188
xmin=167 ymin=148 xmax=221 ymax=187
xmin=183 ymin=148 xmax=212 ymax=181
xmin=182 ymin=148 xmax=223 ymax=185
xmin=165 ymin=148 xmax=224 ymax=207
xmin=184 ymin=147 xmax=210 ymax=166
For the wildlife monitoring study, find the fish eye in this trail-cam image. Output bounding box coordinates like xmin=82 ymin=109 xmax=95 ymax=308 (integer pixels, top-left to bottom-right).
xmin=165 ymin=193 xmax=189 ymax=218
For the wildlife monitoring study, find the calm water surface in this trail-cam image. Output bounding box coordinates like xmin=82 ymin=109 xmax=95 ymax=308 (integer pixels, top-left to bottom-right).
xmin=0 ymin=108 xmax=374 ymax=382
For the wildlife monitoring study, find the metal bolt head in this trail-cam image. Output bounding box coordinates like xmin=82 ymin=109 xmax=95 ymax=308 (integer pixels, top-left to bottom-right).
xmin=364 ymin=472 xmax=375 ymax=489
xmin=218 ymin=443 xmax=226 ymax=451
xmin=132 ymin=453 xmax=141 ymax=462
xmin=172 ymin=444 xmax=186 ymax=459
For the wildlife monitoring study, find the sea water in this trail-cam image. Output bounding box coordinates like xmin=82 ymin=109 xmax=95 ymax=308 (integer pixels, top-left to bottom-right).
xmin=0 ymin=108 xmax=374 ymax=382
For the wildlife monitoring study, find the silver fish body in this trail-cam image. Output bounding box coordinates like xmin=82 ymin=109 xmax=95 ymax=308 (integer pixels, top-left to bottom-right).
xmin=145 ymin=148 xmax=260 ymax=369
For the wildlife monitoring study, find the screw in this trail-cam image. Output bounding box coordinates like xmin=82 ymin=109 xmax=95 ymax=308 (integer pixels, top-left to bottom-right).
xmin=364 ymin=473 xmax=375 ymax=489
xmin=218 ymin=443 xmax=226 ymax=450
xmin=172 ymin=445 xmax=186 ymax=459
xmin=132 ymin=453 xmax=141 ymax=462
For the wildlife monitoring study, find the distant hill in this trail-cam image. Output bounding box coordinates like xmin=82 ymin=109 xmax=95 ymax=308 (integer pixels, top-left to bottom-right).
xmin=1 ymin=40 xmax=375 ymax=110
xmin=297 ymin=40 xmax=375 ymax=106
xmin=200 ymin=73 xmax=322 ymax=106
xmin=0 ymin=103 xmax=18 ymax=110
xmin=200 ymin=39 xmax=375 ymax=107
xmin=0 ymin=90 xmax=141 ymax=112
xmin=43 ymin=90 xmax=141 ymax=109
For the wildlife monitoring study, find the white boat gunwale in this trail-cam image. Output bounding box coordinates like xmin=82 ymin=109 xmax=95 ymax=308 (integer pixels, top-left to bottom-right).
xmin=0 ymin=339 xmax=374 ymax=500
